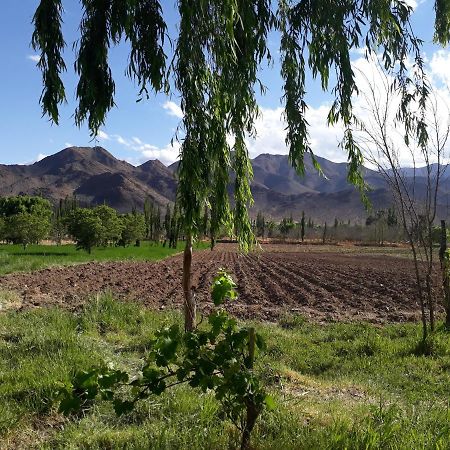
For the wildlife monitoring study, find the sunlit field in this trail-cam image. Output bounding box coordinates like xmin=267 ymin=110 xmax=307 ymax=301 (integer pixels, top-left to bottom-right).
xmin=0 ymin=241 xmax=208 ymax=276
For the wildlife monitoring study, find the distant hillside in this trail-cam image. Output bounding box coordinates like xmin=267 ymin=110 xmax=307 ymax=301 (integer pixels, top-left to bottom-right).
xmin=0 ymin=147 xmax=176 ymax=212
xmin=1 ymin=147 xmax=449 ymax=221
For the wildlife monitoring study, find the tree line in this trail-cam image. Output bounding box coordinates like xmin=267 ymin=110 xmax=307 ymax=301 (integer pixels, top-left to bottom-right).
xmin=253 ymin=208 xmax=409 ymax=244
xmin=0 ymin=195 xmax=182 ymax=252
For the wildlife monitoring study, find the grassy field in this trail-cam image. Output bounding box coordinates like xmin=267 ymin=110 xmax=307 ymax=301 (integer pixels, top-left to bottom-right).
xmin=1 ymin=295 xmax=449 ymax=449
xmin=0 ymin=241 xmax=208 ymax=276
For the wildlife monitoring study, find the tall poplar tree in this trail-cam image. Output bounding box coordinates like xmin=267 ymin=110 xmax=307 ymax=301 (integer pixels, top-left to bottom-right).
xmin=31 ymin=0 xmax=450 ymax=330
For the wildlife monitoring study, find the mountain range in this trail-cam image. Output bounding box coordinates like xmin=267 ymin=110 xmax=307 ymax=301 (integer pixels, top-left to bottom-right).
xmin=1 ymin=146 xmax=449 ymax=222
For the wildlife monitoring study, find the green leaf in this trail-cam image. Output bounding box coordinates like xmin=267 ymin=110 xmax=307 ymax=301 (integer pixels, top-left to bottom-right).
xmin=113 ymin=399 xmax=135 ymax=416
xmin=58 ymin=396 xmax=82 ymax=415
xmin=211 ymin=269 xmax=238 ymax=305
xmin=264 ymin=395 xmax=276 ymax=411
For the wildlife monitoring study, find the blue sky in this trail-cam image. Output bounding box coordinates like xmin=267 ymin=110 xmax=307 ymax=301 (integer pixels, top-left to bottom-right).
xmin=0 ymin=0 xmax=447 ymax=166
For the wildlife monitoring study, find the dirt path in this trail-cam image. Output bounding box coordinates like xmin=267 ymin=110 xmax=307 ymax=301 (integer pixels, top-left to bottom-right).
xmin=0 ymin=244 xmax=440 ymax=323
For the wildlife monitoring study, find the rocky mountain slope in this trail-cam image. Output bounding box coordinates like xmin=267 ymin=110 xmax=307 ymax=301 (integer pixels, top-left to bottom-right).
xmin=1 ymin=146 xmax=448 ymax=221
xmin=0 ymin=147 xmax=177 ymax=212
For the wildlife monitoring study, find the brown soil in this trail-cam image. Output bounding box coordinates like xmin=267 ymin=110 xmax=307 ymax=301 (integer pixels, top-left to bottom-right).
xmin=0 ymin=244 xmax=441 ymax=323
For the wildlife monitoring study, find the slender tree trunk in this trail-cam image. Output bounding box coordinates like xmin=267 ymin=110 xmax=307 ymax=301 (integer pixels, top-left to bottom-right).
xmin=425 ymin=226 xmax=436 ymax=332
xmin=411 ymin=245 xmax=428 ymax=341
xmin=241 ymin=402 xmax=259 ymax=450
xmin=443 ymin=269 xmax=450 ymax=328
xmin=439 ymin=220 xmax=450 ymax=327
xmin=241 ymin=328 xmax=258 ymax=450
xmin=426 ymin=273 xmax=435 ymax=332
xmin=183 ymin=234 xmax=196 ymax=332
xmin=439 ymin=220 xmax=447 ymax=262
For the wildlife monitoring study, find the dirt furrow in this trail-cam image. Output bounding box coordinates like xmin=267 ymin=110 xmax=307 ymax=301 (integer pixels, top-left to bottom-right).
xmin=0 ymin=244 xmax=442 ymax=323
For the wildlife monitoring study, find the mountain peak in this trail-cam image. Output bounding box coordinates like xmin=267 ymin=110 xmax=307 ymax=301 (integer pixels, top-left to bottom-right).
xmin=32 ymin=146 xmax=132 ymax=175
xmin=139 ymin=159 xmax=166 ymax=170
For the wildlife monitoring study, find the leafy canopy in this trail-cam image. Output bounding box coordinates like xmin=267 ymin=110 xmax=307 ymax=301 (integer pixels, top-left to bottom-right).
xmin=0 ymin=196 xmax=53 ymax=246
xmin=67 ymin=208 xmax=104 ymax=253
xmin=32 ymin=0 xmax=450 ymax=248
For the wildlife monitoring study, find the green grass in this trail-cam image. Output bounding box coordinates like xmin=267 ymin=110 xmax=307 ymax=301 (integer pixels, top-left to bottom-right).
xmin=1 ymin=297 xmax=449 ymax=449
xmin=0 ymin=241 xmax=208 ymax=275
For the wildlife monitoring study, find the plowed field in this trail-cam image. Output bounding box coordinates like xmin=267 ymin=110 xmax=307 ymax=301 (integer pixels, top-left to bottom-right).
xmin=0 ymin=244 xmax=440 ymax=323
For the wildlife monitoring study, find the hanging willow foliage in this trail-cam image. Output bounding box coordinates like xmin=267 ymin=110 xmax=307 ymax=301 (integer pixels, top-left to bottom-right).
xmin=31 ymin=0 xmax=450 ymax=248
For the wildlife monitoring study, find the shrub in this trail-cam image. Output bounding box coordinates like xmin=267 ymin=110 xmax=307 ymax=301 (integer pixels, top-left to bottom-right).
xmin=56 ymin=270 xmax=273 ymax=450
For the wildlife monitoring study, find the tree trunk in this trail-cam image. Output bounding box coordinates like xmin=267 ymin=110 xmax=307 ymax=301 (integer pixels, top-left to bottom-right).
xmin=183 ymin=235 xmax=196 ymax=332
xmin=241 ymin=328 xmax=258 ymax=450
xmin=241 ymin=402 xmax=259 ymax=450
xmin=439 ymin=220 xmax=447 ymax=262
xmin=439 ymin=220 xmax=450 ymax=327
xmin=411 ymin=245 xmax=428 ymax=341
xmin=426 ymin=274 xmax=435 ymax=332
xmin=443 ymin=270 xmax=450 ymax=328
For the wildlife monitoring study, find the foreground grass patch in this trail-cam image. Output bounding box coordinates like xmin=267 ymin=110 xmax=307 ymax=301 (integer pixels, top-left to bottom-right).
xmin=1 ymin=298 xmax=449 ymax=449
xmin=0 ymin=241 xmax=208 ymax=275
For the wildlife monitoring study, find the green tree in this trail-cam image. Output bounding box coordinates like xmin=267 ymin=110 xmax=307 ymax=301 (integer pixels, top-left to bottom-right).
xmin=32 ymin=0 xmax=447 ymax=332
xmin=169 ymin=201 xmax=181 ymax=249
xmin=7 ymin=212 xmax=51 ymax=249
xmin=0 ymin=196 xmax=52 ymax=247
xmin=209 ymin=201 xmax=220 ymax=250
xmin=67 ymin=208 xmax=104 ymax=254
xmin=0 ymin=216 xmax=5 ymax=241
xmin=52 ymin=199 xmax=67 ymax=245
xmin=143 ymin=196 xmax=154 ymax=239
xmin=152 ymin=206 xmax=161 ymax=243
xmin=387 ymin=207 xmax=398 ymax=227
xmin=0 ymin=195 xmax=52 ymax=219
xmin=256 ymin=211 xmax=265 ymax=238
xmin=93 ymin=205 xmax=123 ymax=246
xmin=301 ymin=211 xmax=305 ymax=242
xmin=266 ymin=220 xmax=275 ymax=238
xmin=202 ymin=205 xmax=209 ymax=239
xmin=279 ymin=216 xmax=295 ymax=239
xmin=163 ymin=204 xmax=171 ymax=247
xmin=375 ymin=210 xmax=387 ymax=245
xmin=120 ymin=213 xmax=146 ymax=247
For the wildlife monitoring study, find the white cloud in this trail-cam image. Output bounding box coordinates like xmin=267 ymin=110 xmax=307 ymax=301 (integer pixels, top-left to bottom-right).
xmin=138 ymin=141 xmax=181 ymax=165
xmin=96 ymin=130 xmax=110 ymax=140
xmin=429 ymin=50 xmax=450 ymax=88
xmin=64 ymin=142 xmax=73 ymax=148
xmin=405 ymin=0 xmax=418 ymax=9
xmin=113 ymin=135 xmax=128 ymax=146
xmin=245 ymin=105 xmax=345 ymax=163
xmin=163 ymin=101 xmax=183 ymax=119
xmin=27 ymin=54 xmax=41 ymax=63
xmin=17 ymin=152 xmax=49 ymax=165
xmin=404 ymin=0 xmax=427 ymax=10
xmin=245 ymin=49 xmax=450 ymax=168
xmin=106 ymin=133 xmax=180 ymax=165
xmin=351 ymin=53 xmax=450 ymax=168
xmin=36 ymin=153 xmax=48 ymax=162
